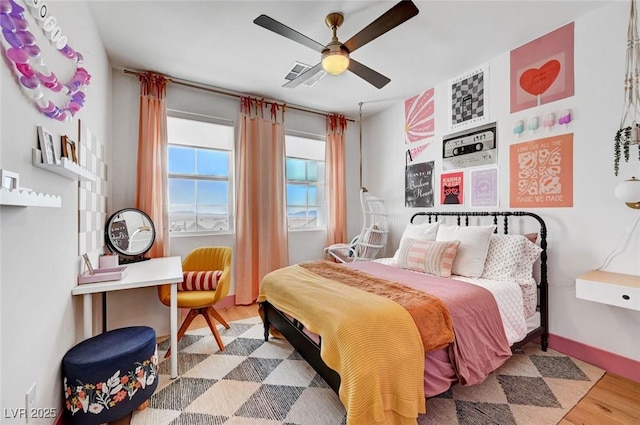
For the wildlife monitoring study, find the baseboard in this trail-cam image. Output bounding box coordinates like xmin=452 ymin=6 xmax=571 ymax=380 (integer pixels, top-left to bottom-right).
xmin=549 ymin=333 xmax=640 ymax=383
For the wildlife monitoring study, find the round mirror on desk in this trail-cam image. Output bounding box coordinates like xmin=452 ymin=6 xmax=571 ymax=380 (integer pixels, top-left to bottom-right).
xmin=105 ymin=208 xmax=156 ymax=264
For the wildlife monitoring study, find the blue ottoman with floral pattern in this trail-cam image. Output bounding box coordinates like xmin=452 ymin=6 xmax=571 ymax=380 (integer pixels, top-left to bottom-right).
xmin=62 ymin=326 xmax=158 ymax=425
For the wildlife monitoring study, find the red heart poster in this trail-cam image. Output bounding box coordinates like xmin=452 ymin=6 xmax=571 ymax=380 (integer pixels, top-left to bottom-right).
xmin=519 ymin=60 xmax=561 ymax=96
xmin=510 ymin=23 xmax=574 ymax=113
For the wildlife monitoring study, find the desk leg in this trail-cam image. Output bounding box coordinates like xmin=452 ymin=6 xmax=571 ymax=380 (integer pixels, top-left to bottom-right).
xmin=83 ymin=294 xmax=92 ymax=339
xmin=170 ymin=282 xmax=178 ymax=379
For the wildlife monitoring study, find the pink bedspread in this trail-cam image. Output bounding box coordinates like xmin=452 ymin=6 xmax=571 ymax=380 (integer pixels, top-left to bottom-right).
xmin=345 ymin=261 xmax=512 ymax=392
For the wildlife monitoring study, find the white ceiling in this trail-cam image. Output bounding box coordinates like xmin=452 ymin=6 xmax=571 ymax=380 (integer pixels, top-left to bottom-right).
xmin=87 ymin=0 xmax=611 ymax=118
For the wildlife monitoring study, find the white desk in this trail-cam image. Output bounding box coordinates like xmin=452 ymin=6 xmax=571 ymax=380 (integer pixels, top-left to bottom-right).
xmin=71 ymin=256 xmax=183 ymax=378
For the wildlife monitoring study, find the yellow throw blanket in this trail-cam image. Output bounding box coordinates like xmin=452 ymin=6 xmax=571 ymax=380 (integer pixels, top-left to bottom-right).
xmin=258 ymin=263 xmax=427 ymax=425
xmin=299 ymin=261 xmax=454 ymax=352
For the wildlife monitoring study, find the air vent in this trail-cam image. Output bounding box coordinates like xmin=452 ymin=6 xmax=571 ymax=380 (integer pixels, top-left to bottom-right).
xmin=284 ymin=62 xmax=326 ymax=87
xmin=284 ymin=62 xmax=310 ymax=80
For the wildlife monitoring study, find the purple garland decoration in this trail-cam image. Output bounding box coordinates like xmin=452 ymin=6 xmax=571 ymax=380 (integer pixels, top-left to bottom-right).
xmin=0 ymin=0 xmax=91 ymax=121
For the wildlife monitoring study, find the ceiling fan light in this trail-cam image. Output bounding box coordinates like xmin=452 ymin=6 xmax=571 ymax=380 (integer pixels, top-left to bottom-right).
xmin=322 ymin=49 xmax=349 ymax=75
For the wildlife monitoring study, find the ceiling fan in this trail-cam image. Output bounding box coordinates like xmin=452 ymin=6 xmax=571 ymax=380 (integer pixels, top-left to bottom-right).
xmin=253 ymin=0 xmax=419 ymax=89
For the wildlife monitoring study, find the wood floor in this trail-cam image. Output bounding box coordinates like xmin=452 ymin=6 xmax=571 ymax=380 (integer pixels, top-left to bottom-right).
xmin=113 ymin=304 xmax=640 ymax=425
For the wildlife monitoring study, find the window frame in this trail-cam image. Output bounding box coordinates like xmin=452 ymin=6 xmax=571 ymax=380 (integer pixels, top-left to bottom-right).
xmin=285 ymin=131 xmax=326 ymax=231
xmin=167 ymin=110 xmax=235 ymax=236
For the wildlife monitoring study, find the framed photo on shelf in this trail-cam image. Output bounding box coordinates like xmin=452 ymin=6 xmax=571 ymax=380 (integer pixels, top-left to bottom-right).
xmin=37 ymin=126 xmax=59 ymax=165
xmin=0 ymin=169 xmax=19 ymax=190
xmin=62 ymin=135 xmax=78 ymax=163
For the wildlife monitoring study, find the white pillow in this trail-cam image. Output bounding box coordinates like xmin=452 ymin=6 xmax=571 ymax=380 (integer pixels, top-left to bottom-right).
xmin=392 ymin=222 xmax=440 ymax=261
xmin=436 ymin=224 xmax=496 ymax=277
xmin=481 ymin=234 xmax=543 ymax=283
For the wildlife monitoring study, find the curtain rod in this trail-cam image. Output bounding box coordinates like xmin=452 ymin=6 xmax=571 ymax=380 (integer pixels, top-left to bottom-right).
xmin=123 ymin=69 xmax=355 ymax=122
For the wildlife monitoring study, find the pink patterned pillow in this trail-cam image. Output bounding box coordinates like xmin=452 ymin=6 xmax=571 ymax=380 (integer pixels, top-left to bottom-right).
xmin=397 ymin=239 xmax=460 ymax=277
xmin=179 ymin=270 xmax=223 ymax=291
xmin=481 ymin=234 xmax=542 ymax=283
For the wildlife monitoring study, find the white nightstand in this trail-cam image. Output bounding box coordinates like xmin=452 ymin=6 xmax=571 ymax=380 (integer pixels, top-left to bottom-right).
xmin=576 ymin=270 xmax=640 ymax=311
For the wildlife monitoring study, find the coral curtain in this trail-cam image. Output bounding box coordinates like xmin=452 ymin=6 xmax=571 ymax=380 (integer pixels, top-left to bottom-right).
xmin=235 ymin=97 xmax=289 ymax=305
xmin=326 ymin=114 xmax=348 ymax=246
xmin=135 ymin=72 xmax=169 ymax=258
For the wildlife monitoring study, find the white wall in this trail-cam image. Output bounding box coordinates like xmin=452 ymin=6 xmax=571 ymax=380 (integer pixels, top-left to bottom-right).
xmin=108 ymin=72 xmax=361 ymax=333
xmin=362 ymin=1 xmax=640 ymax=363
xmin=0 ymin=2 xmax=111 ymax=422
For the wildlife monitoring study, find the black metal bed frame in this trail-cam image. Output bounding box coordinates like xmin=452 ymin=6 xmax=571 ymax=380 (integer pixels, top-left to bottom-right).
xmin=262 ymin=211 xmax=548 ymax=394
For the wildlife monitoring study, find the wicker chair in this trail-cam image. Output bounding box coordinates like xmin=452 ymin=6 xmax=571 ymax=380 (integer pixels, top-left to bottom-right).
xmin=325 ymin=188 xmax=388 ymax=262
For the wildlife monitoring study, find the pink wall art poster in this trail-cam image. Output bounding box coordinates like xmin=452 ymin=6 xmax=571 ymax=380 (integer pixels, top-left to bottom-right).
xmin=470 ymin=168 xmax=498 ymax=208
xmin=510 ymin=22 xmax=574 ymax=113
xmin=405 ymin=87 xmax=435 ymax=144
xmin=405 ymin=88 xmax=435 ymax=161
xmin=510 ymin=133 xmax=573 ymax=208
xmin=441 ymin=171 xmax=464 ymax=205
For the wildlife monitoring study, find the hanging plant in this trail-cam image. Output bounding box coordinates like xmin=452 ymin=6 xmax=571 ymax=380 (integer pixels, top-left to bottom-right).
xmin=614 ymin=0 xmax=640 ymax=176
xmin=613 ymin=125 xmax=640 ymax=176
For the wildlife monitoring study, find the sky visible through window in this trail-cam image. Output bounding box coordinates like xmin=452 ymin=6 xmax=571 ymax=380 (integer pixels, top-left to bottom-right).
xmin=286 ymin=157 xmax=321 ymax=227
xmin=168 ymin=146 xmax=229 ymax=205
xmin=168 ymin=145 xmax=230 ymax=232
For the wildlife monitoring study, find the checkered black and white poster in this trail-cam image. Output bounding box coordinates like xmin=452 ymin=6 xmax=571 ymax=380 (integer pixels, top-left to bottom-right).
xmin=448 ymin=64 xmax=490 ymax=131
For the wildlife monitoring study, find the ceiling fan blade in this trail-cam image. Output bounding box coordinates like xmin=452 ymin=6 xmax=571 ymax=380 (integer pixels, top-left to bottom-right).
xmin=254 ymin=14 xmax=326 ymax=53
xmin=283 ymin=63 xmax=324 ymax=88
xmin=343 ymin=0 xmax=419 ymax=53
xmin=348 ymin=59 xmax=391 ymax=89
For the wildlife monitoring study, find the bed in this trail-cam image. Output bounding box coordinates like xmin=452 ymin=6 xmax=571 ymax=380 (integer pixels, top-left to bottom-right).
xmin=258 ymin=211 xmax=548 ymax=424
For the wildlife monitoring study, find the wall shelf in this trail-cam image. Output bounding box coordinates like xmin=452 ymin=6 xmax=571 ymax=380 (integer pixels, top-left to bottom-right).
xmin=0 ymin=187 xmax=61 ymax=208
xmin=32 ymin=149 xmax=96 ymax=182
xmin=576 ymin=270 xmax=640 ymax=312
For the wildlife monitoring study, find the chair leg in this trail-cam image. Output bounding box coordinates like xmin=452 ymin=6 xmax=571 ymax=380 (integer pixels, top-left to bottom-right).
xmin=203 ymin=309 xmax=225 ymax=351
xmin=208 ymin=306 xmax=230 ymax=329
xmin=164 ymin=309 xmax=199 ymax=358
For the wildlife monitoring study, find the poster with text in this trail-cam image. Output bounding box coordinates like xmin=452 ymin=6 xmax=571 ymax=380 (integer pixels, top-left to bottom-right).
xmin=405 ymin=87 xmax=435 ymax=144
xmin=441 ymin=172 xmax=464 ymax=205
xmin=442 ymin=122 xmax=497 ymax=170
xmin=448 ymin=64 xmax=489 ymax=130
xmin=470 ymin=167 xmax=499 ymax=208
xmin=405 ymin=161 xmax=434 ymax=208
xmin=510 ymin=22 xmax=574 ymax=113
xmin=510 ymin=133 xmax=573 ymax=208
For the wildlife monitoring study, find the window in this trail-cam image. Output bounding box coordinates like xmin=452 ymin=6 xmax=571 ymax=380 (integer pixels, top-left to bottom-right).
xmin=167 ymin=113 xmax=234 ymax=234
xmin=285 ymin=134 xmax=325 ymax=229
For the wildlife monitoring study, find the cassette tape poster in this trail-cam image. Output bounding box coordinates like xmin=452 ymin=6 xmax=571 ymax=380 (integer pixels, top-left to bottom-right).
xmin=510 ymin=133 xmax=573 ymax=208
xmin=405 ymin=161 xmax=434 ymax=208
xmin=448 ymin=64 xmax=489 ymax=130
xmin=442 ymin=123 xmax=497 ymax=170
xmin=470 ymin=168 xmax=499 ymax=208
xmin=441 ymin=171 xmax=464 ymax=205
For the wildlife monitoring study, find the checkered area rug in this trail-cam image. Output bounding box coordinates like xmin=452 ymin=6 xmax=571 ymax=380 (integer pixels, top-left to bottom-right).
xmin=131 ymin=317 xmax=604 ymax=425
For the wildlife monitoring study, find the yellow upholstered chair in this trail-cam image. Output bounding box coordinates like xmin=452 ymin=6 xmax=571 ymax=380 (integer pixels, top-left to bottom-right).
xmin=158 ymin=247 xmax=232 ymax=355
